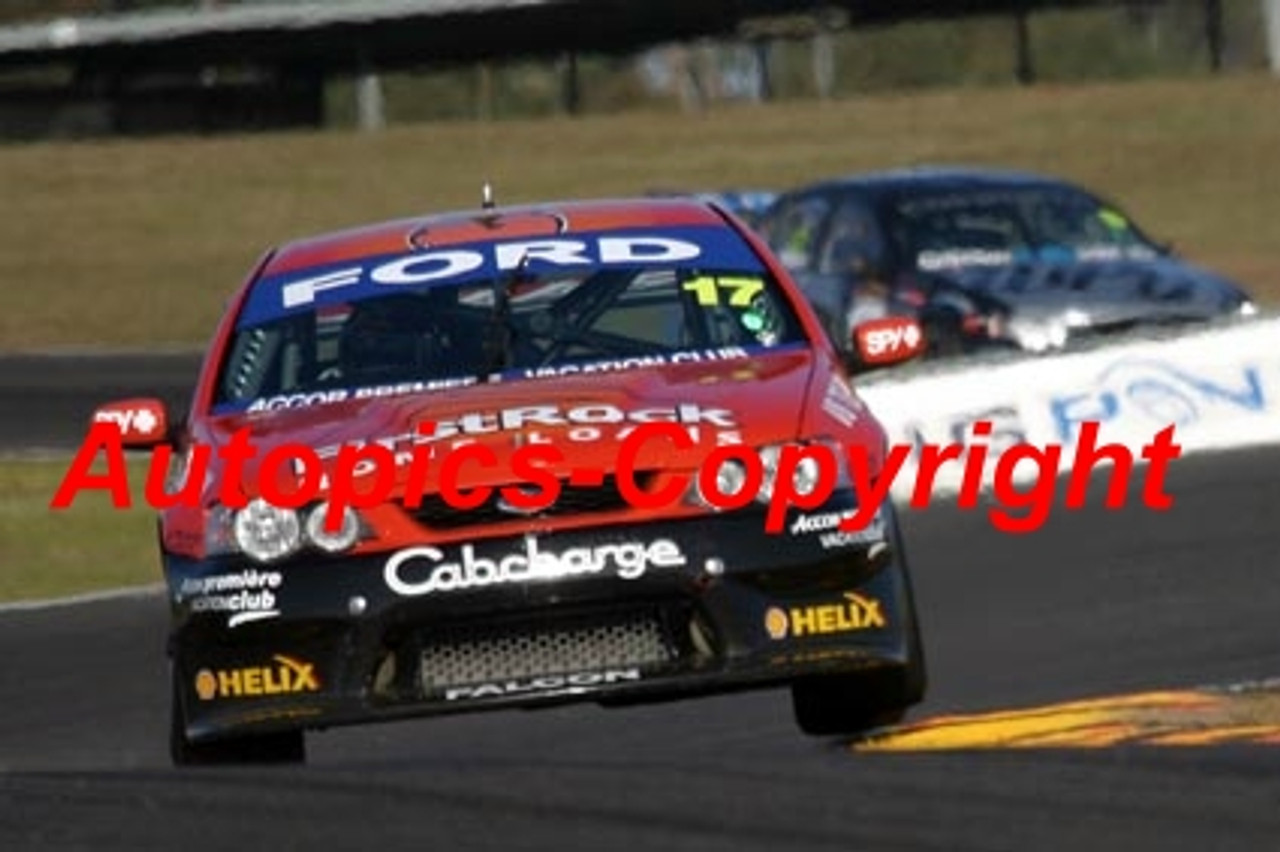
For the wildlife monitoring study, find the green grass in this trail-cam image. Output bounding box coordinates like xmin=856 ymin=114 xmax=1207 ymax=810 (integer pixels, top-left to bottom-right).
xmin=1 ymin=74 xmax=1278 ymax=350
xmin=0 ymin=459 xmax=159 ymax=600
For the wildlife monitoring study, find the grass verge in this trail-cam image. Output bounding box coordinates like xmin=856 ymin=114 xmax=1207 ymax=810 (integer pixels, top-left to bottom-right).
xmin=0 ymin=459 xmax=159 ymax=601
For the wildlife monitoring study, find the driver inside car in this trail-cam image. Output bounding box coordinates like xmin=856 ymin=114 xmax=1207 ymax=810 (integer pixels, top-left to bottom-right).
xmin=336 ymin=292 xmax=474 ymax=384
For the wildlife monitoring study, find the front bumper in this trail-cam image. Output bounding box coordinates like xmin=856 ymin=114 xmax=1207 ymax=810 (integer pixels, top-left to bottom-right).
xmin=167 ymin=499 xmax=916 ymax=742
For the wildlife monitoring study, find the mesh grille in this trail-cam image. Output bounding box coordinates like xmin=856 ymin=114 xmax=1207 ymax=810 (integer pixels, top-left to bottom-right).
xmin=420 ymin=610 xmax=675 ymax=692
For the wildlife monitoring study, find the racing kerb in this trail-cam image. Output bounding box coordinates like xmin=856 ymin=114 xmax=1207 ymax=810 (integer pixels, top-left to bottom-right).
xmin=855 ymin=316 xmax=1280 ymax=499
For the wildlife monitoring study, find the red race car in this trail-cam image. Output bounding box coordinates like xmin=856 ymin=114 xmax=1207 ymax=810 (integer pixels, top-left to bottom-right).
xmin=90 ymin=196 xmax=927 ymax=765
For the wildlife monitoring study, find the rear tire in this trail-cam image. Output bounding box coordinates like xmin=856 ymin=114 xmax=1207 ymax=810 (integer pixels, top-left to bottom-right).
xmin=169 ymin=669 xmax=306 ymax=766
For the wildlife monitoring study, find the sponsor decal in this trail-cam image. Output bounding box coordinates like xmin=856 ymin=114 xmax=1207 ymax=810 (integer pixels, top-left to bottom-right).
xmin=241 ymin=358 xmax=760 ymax=413
xmin=194 ymin=654 xmax=319 ymax=701
xmin=221 ymin=707 xmax=325 ymax=726
xmin=789 ymin=511 xmax=849 ymax=534
xmin=516 ymin=346 xmax=750 ymax=380
xmin=384 ymin=536 xmax=687 ymax=597
xmin=280 ymin=236 xmax=703 ymax=308
xmin=246 ymin=376 xmax=478 ymax=413
xmin=1050 ymin=359 xmax=1267 ymax=442
xmin=763 ymin=607 xmax=790 ymax=640
xmin=821 ymin=377 xmax=862 ymax=427
xmin=901 ymin=405 xmax=1029 ymax=459
xmin=94 ymin=407 xmax=160 ymax=436
xmin=179 ymin=569 xmax=283 ymax=628
xmin=416 ymin=402 xmax=736 ymax=443
xmin=955 ymin=254 xmax=1172 ymax=299
xmin=817 ymin=529 xmax=886 ymax=550
xmin=442 ymin=668 xmax=642 ymax=701
xmin=789 ymin=508 xmax=886 ymax=549
xmin=859 ymin=321 xmax=923 ymax=361
xmin=237 ymin=225 xmax=767 ymax=325
xmin=917 ymin=248 xmax=1014 ymax=271
xmin=768 ymin=648 xmax=864 ymax=667
xmin=764 ymin=592 xmax=886 ymax=640
xmin=309 ymin=402 xmax=740 ymax=464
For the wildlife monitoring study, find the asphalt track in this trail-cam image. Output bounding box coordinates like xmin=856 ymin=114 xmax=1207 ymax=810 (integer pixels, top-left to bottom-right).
xmin=0 ymin=353 xmax=199 ymax=451
xmin=3 ymin=426 xmax=1279 ymax=850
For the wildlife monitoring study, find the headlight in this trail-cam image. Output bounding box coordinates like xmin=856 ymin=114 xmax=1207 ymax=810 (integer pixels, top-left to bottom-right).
xmin=233 ymin=498 xmax=302 ymax=563
xmin=1240 ymin=300 xmax=1258 ymax=318
xmin=205 ymin=499 xmax=364 ymax=560
xmin=691 ymin=440 xmax=840 ymax=510
xmin=759 ymin=444 xmax=828 ymax=500
xmin=790 ymin=454 xmax=824 ymax=497
xmin=756 ymin=445 xmax=782 ymax=502
xmin=985 ymin=311 xmax=1008 ymax=340
xmin=1062 ymin=308 xmax=1090 ymax=328
xmin=1010 ymin=318 xmax=1067 ymax=353
xmin=714 ymin=458 xmax=749 ymax=499
xmin=692 ymin=456 xmax=750 ymax=509
xmin=305 ymin=503 xmax=361 ymax=553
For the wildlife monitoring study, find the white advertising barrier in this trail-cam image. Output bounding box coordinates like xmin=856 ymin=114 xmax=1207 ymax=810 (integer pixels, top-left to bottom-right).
xmin=856 ymin=318 xmax=1280 ymax=500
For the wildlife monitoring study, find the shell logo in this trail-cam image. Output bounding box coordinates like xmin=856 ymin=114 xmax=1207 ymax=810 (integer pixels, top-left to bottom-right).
xmin=764 ymin=607 xmax=789 ymax=640
xmin=194 ymin=669 xmax=218 ymax=701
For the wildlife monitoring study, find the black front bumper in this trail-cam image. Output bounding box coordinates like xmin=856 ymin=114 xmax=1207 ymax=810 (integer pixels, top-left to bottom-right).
xmin=167 ymin=500 xmax=917 ymax=742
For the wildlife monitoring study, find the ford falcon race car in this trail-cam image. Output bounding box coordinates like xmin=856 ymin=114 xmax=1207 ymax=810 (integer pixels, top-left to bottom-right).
xmin=92 ymin=197 xmax=927 ymax=765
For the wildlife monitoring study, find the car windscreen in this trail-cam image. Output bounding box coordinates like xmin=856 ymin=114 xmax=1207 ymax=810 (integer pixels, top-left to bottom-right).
xmin=214 ymin=263 xmax=806 ymax=413
xmin=888 ymin=187 xmax=1162 ymax=272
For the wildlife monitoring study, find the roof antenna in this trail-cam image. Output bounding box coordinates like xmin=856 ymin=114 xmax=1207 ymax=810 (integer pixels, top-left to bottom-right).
xmin=481 ymin=181 xmax=495 ymax=210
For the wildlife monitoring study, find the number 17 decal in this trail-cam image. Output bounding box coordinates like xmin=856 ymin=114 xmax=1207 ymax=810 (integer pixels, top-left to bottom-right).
xmin=682 ymin=275 xmax=764 ymax=307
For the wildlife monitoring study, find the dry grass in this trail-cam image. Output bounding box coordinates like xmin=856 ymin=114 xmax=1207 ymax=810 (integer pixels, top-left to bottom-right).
xmin=0 ymin=74 xmax=1277 ymax=350
xmin=0 ymin=459 xmax=158 ymax=600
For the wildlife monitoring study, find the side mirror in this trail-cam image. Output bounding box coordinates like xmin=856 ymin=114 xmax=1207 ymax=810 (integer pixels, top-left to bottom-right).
xmin=90 ymin=397 xmax=170 ymax=448
xmin=850 ymin=316 xmax=926 ymax=370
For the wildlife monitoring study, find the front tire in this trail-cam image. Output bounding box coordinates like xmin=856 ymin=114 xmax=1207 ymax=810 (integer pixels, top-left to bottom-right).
xmin=921 ymin=307 xmax=966 ymax=359
xmin=169 ymin=668 xmax=306 ymax=766
xmin=790 ymin=512 xmax=927 ymax=737
xmin=789 ymin=618 xmax=925 ymax=737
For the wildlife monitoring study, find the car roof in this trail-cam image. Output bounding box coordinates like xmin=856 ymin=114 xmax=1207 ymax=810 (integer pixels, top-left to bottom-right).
xmin=797 ymin=165 xmax=1078 ymax=199
xmin=261 ymin=198 xmax=732 ymax=279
